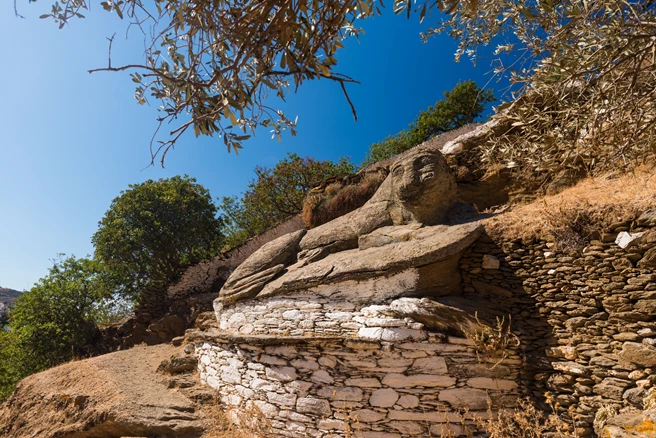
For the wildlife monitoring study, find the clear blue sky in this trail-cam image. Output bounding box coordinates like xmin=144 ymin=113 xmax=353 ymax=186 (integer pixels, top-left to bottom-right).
xmin=0 ymin=2 xmax=501 ymax=291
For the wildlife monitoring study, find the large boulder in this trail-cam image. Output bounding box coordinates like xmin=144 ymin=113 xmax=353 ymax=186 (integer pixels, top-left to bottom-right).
xmin=0 ymin=345 xmax=205 ymax=438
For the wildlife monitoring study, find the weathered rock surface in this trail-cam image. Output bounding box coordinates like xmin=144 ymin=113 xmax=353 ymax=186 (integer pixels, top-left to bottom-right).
xmin=220 ymin=229 xmax=306 ymax=304
xmin=254 ymin=221 xmax=482 ymax=303
xmin=299 ymin=148 xmax=457 ymax=257
xmin=0 ymin=345 xmax=205 ymax=438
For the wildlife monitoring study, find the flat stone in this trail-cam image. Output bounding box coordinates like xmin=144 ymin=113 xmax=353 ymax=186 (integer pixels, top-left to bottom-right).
xmin=357 ymin=327 xmax=426 ymax=342
xmin=396 ymin=394 xmax=419 ymax=408
xmin=351 ymin=409 xmax=387 ymax=422
xmin=438 ymin=388 xmax=488 ymax=410
xmin=310 ymin=369 xmax=334 ymax=384
xmin=619 ymin=342 xmax=656 ymax=367
xmin=265 ymin=366 xmax=298 ymax=382
xmin=266 ymin=392 xmax=297 ymax=408
xmin=316 ymin=386 xmax=363 ymax=401
xmin=382 ymin=373 xmax=456 ymax=388
xmin=638 ymin=247 xmax=656 ymax=268
xmin=552 ymin=361 xmax=589 ymax=376
xmin=467 ymin=378 xmax=517 ymax=390
xmin=344 ymin=378 xmax=381 ymax=388
xmin=411 ymin=357 xmax=448 ymax=374
xmin=615 ymin=232 xmax=644 ymax=249
xmin=296 ymin=397 xmax=332 ymax=417
xmin=369 ymin=388 xmax=399 ymax=407
xmin=388 ymin=421 xmax=425 ymax=434
xmin=593 ymin=378 xmax=631 ymax=399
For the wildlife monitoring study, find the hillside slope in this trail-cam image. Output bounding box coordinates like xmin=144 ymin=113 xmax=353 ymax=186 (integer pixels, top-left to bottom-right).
xmin=0 ymin=287 xmax=22 ymax=314
xmin=0 ymin=344 xmax=207 ymax=438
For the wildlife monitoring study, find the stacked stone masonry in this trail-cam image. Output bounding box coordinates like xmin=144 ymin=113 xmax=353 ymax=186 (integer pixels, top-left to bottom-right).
xmin=196 ymin=326 xmax=521 ymax=437
xmin=459 ymin=216 xmax=656 ymax=437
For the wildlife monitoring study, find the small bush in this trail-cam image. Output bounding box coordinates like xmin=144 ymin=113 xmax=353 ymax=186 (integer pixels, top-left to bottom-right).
xmin=461 ymin=313 xmax=520 ymax=367
xmin=476 ymin=396 xmax=580 ymax=438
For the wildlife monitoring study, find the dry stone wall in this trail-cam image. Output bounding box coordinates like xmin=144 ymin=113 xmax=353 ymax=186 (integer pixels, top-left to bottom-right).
xmin=194 ymin=324 xmax=520 ymax=438
xmin=459 ymin=211 xmax=656 ymax=436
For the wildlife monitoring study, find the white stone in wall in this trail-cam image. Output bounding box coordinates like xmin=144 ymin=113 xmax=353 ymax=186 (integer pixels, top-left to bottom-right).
xmin=615 ymin=231 xmax=644 ymax=249
xmin=357 ymin=327 xmax=426 ymax=342
xmin=296 ymin=397 xmax=332 ymax=417
xmin=267 ymin=392 xmax=297 ymax=408
xmin=266 ymin=366 xmax=298 ymax=382
xmin=251 ymin=400 xmax=279 ymax=418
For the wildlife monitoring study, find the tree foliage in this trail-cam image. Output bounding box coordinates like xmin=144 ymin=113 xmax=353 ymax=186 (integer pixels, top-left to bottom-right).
xmin=35 ymin=0 xmax=380 ymax=163
xmin=425 ymin=0 xmax=656 ymax=186
xmin=92 ymin=175 xmax=224 ymax=299
xmin=363 ymin=80 xmax=494 ymax=165
xmin=220 ymin=153 xmax=354 ymax=247
xmin=0 ymin=256 xmax=112 ymax=400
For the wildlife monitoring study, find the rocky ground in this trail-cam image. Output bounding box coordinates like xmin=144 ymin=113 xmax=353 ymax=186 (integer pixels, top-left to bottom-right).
xmin=0 ymin=343 xmax=213 ymax=438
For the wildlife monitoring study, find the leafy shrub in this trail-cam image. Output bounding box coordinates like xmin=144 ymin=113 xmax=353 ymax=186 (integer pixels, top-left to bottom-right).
xmin=220 ymin=153 xmax=354 ymax=247
xmin=0 ymin=256 xmax=117 ymax=400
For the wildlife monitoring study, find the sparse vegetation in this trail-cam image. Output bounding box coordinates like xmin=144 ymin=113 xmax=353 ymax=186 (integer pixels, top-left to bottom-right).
xmin=475 ymin=396 xmax=581 ymax=438
xmin=486 ymin=165 xmax=656 ymax=251
xmin=461 ymin=313 xmax=520 ymax=366
xmin=201 ymin=401 xmax=270 ymax=438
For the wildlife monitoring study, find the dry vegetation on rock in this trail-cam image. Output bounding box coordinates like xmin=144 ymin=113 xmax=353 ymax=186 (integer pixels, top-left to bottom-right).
xmin=485 ymin=165 xmax=656 ymax=250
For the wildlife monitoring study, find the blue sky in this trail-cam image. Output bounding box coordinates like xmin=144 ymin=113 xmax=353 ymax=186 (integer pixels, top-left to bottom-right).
xmin=0 ymin=2 xmax=500 ymax=291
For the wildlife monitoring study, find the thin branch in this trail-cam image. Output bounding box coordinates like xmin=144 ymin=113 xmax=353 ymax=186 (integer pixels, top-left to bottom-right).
xmin=339 ymin=81 xmax=358 ymax=122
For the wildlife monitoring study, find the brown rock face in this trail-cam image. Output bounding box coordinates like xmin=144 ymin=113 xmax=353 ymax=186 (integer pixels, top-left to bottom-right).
xmin=0 ymin=345 xmax=205 ymax=438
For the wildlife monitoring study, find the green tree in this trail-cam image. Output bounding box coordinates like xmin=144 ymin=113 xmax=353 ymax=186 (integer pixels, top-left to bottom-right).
xmin=92 ymin=175 xmax=224 ymax=300
xmin=220 ymin=153 xmax=354 ymax=247
xmin=0 ymin=256 xmax=112 ymax=399
xmin=364 ymin=81 xmax=494 ymax=165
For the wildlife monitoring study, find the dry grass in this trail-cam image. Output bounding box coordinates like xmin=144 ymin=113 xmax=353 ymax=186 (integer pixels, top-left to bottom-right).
xmin=302 ymin=171 xmax=386 ymax=228
xmin=476 ymin=396 xmax=581 ymax=438
xmin=461 ymin=313 xmax=520 ymax=367
xmin=486 ymin=165 xmax=656 ymax=250
xmin=201 ymin=401 xmax=270 ymax=438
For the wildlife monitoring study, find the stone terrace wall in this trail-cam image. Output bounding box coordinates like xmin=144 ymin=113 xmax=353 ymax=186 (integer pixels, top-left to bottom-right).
xmin=459 ymin=214 xmax=656 ymax=437
xmin=194 ymin=329 xmax=520 ymax=438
